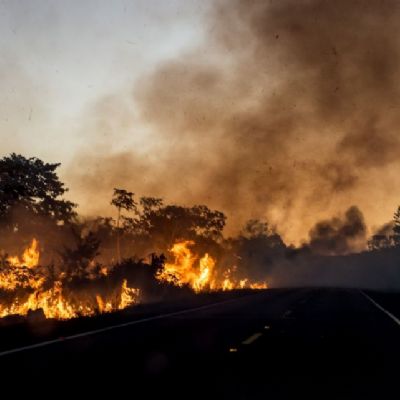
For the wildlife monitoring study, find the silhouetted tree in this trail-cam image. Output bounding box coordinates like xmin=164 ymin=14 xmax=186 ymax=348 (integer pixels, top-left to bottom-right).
xmin=227 ymin=219 xmax=286 ymax=280
xmin=111 ymin=188 xmax=137 ymax=263
xmin=240 ymin=219 xmax=284 ymax=248
xmin=59 ymin=230 xmax=101 ymax=280
xmin=84 ymin=217 xmax=114 ymax=242
xmin=241 ymin=219 xmax=271 ymax=239
xmin=0 ymin=153 xmax=76 ymax=230
xmin=393 ymin=206 xmax=400 ymax=246
xmin=130 ymin=202 xmax=226 ymax=249
xmin=190 ymin=205 xmax=226 ymax=239
xmin=368 ymin=234 xmax=394 ymax=251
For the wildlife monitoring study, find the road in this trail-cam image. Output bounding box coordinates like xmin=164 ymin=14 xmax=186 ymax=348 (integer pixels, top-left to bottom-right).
xmin=1 ymin=288 xmax=399 ymax=398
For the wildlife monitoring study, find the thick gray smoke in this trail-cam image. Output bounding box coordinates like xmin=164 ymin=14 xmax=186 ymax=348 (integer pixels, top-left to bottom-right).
xmin=308 ymin=206 xmax=366 ymax=255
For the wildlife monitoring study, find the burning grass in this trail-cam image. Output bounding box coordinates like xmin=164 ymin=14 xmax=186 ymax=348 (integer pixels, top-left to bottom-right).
xmin=156 ymin=240 xmax=267 ymax=292
xmin=0 ymin=239 xmax=140 ymax=319
xmin=0 ymin=238 xmax=267 ymax=320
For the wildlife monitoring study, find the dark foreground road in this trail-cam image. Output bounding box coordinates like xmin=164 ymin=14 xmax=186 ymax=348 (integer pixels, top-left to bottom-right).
xmin=1 ymin=288 xmax=400 ymax=399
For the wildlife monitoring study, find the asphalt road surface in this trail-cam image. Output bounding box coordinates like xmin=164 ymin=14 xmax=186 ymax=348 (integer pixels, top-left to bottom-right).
xmin=1 ymin=288 xmax=399 ymax=399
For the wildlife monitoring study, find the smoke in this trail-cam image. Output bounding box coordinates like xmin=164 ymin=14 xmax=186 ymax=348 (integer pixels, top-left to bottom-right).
xmin=308 ymin=206 xmax=366 ymax=255
xmin=67 ymin=0 xmax=400 ymax=244
xmin=374 ymin=221 xmax=394 ymax=237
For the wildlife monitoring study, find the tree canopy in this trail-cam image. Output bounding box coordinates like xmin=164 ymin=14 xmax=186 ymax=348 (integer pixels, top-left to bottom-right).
xmin=128 ymin=199 xmax=226 ymax=244
xmin=0 ymin=153 xmax=76 ymax=226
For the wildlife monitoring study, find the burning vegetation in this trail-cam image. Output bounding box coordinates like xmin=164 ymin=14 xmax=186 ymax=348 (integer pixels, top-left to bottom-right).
xmin=0 ymin=154 xmax=270 ymax=320
xmin=0 ymin=233 xmax=267 ymax=320
xmin=0 ymin=236 xmax=266 ymax=320
xmin=0 ymin=238 xmax=139 ymax=319
xmin=4 ymin=1 xmax=400 ymax=322
xmin=1 ymin=152 xmax=400 ymax=322
xmin=156 ymin=240 xmax=267 ymax=292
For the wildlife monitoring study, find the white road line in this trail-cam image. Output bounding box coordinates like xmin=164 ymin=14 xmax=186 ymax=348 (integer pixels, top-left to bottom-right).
xmin=242 ymin=332 xmax=262 ymax=345
xmin=0 ymin=294 xmax=262 ymax=358
xmin=360 ymin=290 xmax=400 ymax=327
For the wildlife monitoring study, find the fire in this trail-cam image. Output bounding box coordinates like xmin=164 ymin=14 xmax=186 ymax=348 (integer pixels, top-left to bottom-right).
xmin=119 ymin=279 xmax=140 ymax=310
xmin=249 ymin=282 xmax=268 ymax=289
xmin=0 ymin=239 xmax=44 ymax=291
xmin=155 ymin=241 xmax=215 ymax=292
xmin=0 ymin=239 xmax=140 ymax=319
xmin=6 ymin=238 xmax=40 ymax=269
xmin=156 ymin=240 xmax=268 ymax=292
xmin=0 ymin=238 xmax=266 ymax=320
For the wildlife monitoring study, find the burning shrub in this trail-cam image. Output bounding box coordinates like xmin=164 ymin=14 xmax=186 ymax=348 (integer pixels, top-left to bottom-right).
xmin=0 ymin=239 xmax=140 ymax=319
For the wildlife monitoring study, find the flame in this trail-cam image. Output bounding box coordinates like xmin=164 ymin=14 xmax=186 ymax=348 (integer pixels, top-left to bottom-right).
xmin=118 ymin=279 xmax=140 ymax=310
xmin=0 ymin=238 xmax=266 ymax=320
xmin=239 ymin=279 xmax=248 ymax=289
xmin=96 ymin=294 xmax=113 ymax=313
xmin=156 ymin=240 xmax=268 ymax=292
xmin=7 ymin=238 xmax=40 ymax=268
xmin=0 ymin=239 xmax=140 ymax=319
xmin=249 ymin=282 xmax=268 ymax=289
xmin=0 ymin=239 xmax=44 ymax=291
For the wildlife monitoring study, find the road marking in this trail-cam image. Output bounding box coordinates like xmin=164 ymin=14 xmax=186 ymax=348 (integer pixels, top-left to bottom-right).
xmin=242 ymin=332 xmax=262 ymax=345
xmin=229 ymin=348 xmax=238 ymax=353
xmin=360 ymin=291 xmax=400 ymax=327
xmin=0 ymin=293 xmax=265 ymax=358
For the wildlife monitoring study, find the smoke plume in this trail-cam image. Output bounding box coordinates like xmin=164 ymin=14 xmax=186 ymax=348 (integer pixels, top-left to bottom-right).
xmin=67 ymin=0 xmax=400 ymax=244
xmin=308 ymin=206 xmax=366 ymax=255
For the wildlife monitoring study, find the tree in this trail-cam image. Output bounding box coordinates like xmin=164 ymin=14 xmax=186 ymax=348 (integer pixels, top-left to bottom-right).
xmin=393 ymin=206 xmax=400 ymax=246
xmin=367 ymin=234 xmax=393 ymax=251
xmin=190 ymin=205 xmax=226 ymax=239
xmin=111 ymin=188 xmax=137 ymax=263
xmin=59 ymin=230 xmax=101 ymax=280
xmin=367 ymin=220 xmax=396 ymax=250
xmin=240 ymin=219 xmax=271 ymax=239
xmin=239 ymin=219 xmax=285 ymax=248
xmin=122 ymin=196 xmax=164 ymax=236
xmin=133 ymin=202 xmax=226 ymax=247
xmin=0 ymin=153 xmax=76 ymax=229
xmin=230 ymin=219 xmax=286 ymax=281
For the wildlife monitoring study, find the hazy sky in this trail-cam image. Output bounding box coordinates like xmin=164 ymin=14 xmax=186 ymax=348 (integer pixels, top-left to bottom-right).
xmin=0 ymin=0 xmax=208 ymax=162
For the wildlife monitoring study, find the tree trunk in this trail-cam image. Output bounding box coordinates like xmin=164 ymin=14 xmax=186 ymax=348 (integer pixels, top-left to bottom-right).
xmin=116 ymin=207 xmax=121 ymax=264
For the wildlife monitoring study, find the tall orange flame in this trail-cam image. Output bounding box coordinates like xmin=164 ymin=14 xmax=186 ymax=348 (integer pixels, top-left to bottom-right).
xmin=156 ymin=240 xmax=267 ymax=292
xmin=7 ymin=238 xmax=40 ymax=269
